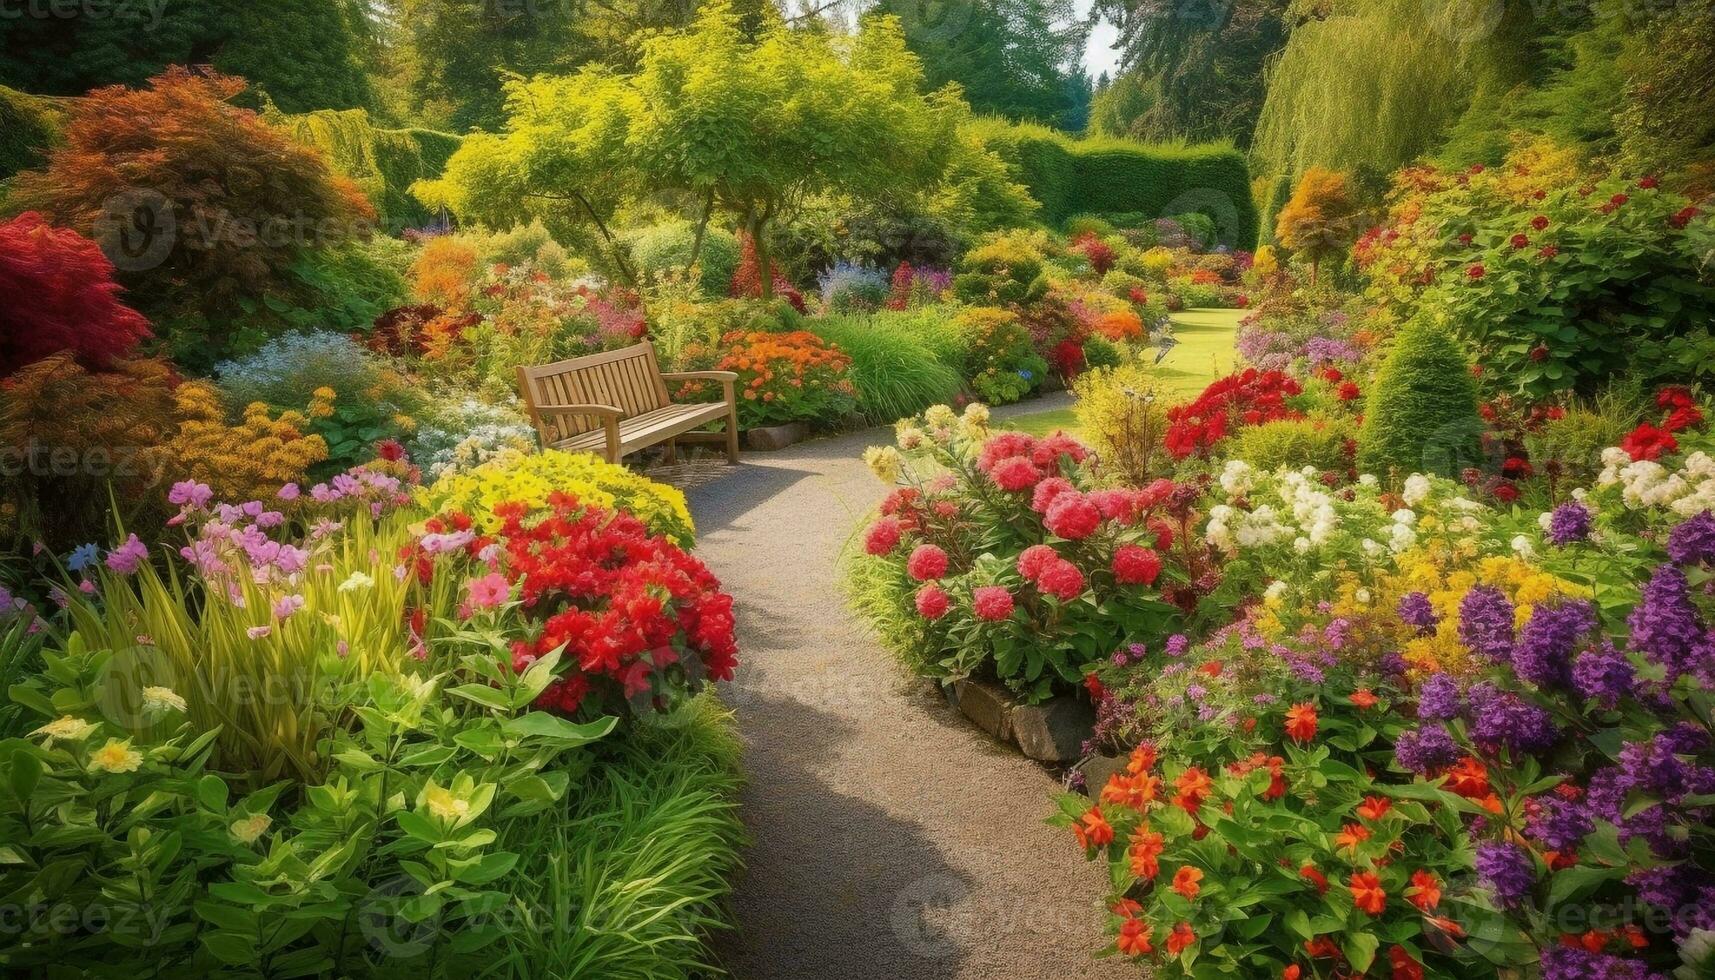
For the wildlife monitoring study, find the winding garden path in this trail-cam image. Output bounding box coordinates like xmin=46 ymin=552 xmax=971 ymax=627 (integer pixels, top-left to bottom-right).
xmin=668 ymin=311 xmax=1243 ymax=978
xmin=671 ymin=393 xmax=1131 ymax=980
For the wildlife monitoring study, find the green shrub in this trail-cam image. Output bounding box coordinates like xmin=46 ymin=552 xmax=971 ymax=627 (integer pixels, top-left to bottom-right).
xmin=1230 ymin=414 xmax=1355 ymax=472
xmin=1355 ymin=317 xmax=1483 ymax=481
xmin=1082 ymin=336 xmax=1123 ymax=371
xmin=969 ymin=119 xmax=1258 ymax=247
xmin=631 ymin=221 xmax=741 ymax=295
xmin=269 ymin=107 xmax=462 ymax=232
xmin=469 ymin=220 xmax=578 ymax=279
xmin=0 ymin=85 xmax=60 ymax=184
xmin=1525 ymin=405 xmax=1635 ymax=484
xmin=278 ymin=241 xmax=409 ymax=335
xmin=810 ymin=314 xmax=964 ymax=423
xmin=949 ymin=306 xmax=1046 ymax=405
xmin=1063 ymin=213 xmax=1115 ymax=238
xmin=952 ymin=230 xmax=1052 ymax=307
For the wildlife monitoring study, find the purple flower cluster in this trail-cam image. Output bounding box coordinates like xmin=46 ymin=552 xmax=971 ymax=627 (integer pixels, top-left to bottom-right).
xmin=1667 ymin=510 xmax=1715 ymax=566
xmin=1540 ymin=946 xmax=1667 ymax=980
xmin=1397 ymin=591 xmax=1438 ymax=635
xmin=1513 ymin=599 xmax=1597 ymax=689
xmin=1571 ymin=640 xmax=1636 ymax=705
xmin=1459 ymin=585 xmax=1516 ymax=662
xmin=1416 ymin=673 xmax=1461 ymax=721
xmin=1627 ymin=565 xmax=1707 ymax=679
xmin=1546 ymin=501 xmax=1593 ymax=546
xmin=1304 ymin=336 xmax=1360 ymax=367
xmin=1474 ymin=840 xmax=1536 ymax=907
xmin=1525 ymin=793 xmax=1592 ymax=851
xmin=1394 ymin=724 xmax=1459 ymax=774
xmin=1467 ymin=683 xmax=1559 ymax=755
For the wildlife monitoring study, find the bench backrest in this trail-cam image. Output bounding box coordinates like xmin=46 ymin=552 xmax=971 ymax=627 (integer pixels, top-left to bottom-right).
xmin=517 ymin=342 xmax=672 ymax=442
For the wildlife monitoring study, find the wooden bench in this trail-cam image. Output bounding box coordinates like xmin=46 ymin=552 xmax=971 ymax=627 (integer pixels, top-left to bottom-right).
xmin=516 ymin=341 xmax=740 ymax=465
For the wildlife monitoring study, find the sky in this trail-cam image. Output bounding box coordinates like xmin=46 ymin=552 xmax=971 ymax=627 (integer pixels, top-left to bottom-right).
xmin=1075 ymin=0 xmax=1123 ymax=81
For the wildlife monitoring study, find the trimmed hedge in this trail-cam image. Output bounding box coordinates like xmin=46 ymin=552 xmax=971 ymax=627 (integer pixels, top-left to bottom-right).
xmin=971 ymin=120 xmax=1259 ymax=248
xmin=1356 ymin=317 xmax=1484 ymax=482
xmin=0 ymin=86 xmax=63 ymax=184
xmin=267 ymin=107 xmax=462 ymax=232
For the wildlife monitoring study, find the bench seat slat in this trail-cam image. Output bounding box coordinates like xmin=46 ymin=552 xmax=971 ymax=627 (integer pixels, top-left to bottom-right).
xmin=548 ymin=402 xmax=729 ymax=455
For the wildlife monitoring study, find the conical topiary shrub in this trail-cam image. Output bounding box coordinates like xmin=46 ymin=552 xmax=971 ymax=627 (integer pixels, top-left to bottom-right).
xmin=1356 ymin=317 xmax=1483 ymax=482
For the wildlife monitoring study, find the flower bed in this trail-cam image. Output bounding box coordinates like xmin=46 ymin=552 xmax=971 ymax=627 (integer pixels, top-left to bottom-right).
xmin=846 ymin=403 xmax=1201 ymax=703
xmin=0 ymin=450 xmax=741 ymax=976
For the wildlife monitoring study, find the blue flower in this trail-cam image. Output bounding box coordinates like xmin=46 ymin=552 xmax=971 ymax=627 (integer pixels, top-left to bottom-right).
xmin=67 ymin=543 xmax=100 ymax=572
xmin=1019 ymin=369 xmax=1033 ymax=380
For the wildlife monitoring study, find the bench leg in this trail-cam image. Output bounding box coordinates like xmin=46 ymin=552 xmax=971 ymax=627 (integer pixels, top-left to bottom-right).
xmin=663 ymin=437 xmax=677 ymax=466
xmin=725 ymin=409 xmax=740 ymax=464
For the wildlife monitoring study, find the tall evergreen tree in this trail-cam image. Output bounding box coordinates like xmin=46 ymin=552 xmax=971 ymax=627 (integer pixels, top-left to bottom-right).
xmin=1089 ymin=0 xmax=1286 ymax=147
xmin=871 ymin=0 xmax=1085 ymax=128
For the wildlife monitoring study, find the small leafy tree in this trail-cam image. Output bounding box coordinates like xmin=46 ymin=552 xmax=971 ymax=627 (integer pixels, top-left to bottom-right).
xmin=419 ymin=3 xmax=957 ymax=296
xmin=1274 ymin=166 xmax=1364 ymax=283
xmin=1355 ymin=316 xmax=1482 ymax=481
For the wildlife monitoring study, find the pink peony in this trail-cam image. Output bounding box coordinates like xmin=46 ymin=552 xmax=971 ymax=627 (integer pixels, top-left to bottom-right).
xmin=1088 ymin=489 xmax=1137 ymax=524
xmin=1037 ymin=559 xmax=1085 ymax=601
xmin=972 ymin=586 xmax=1015 ymax=621
xmin=104 ymin=534 xmax=148 ymax=576
xmin=1112 ymin=545 xmax=1163 ymax=585
xmin=915 ymin=584 xmax=951 ymax=620
xmin=1017 ymin=544 xmax=1060 ymax=580
xmin=907 ymin=544 xmax=949 ymax=581
xmin=989 ymin=456 xmax=1042 ymax=491
xmin=1044 ymin=493 xmax=1102 ymax=540
xmin=865 ymin=517 xmax=903 ymax=556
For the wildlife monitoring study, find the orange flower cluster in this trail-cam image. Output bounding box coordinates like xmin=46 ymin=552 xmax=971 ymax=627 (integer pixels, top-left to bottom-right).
xmin=712 ymin=330 xmax=856 ymax=425
xmin=1093 ymin=309 xmax=1145 ymax=342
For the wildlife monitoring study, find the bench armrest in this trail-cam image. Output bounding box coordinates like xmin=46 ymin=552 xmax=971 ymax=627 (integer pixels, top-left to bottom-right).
xmin=660 ymin=371 xmax=739 ymax=383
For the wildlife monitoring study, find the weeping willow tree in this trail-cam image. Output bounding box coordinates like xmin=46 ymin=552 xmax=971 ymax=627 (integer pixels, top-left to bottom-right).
xmin=1250 ymin=0 xmax=1523 ymax=230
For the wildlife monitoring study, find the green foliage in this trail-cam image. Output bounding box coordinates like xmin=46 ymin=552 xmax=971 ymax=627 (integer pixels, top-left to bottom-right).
xmin=271 ymin=107 xmax=462 ymax=232
xmin=1251 ymin=0 xmax=1520 ymax=209
xmin=0 ymin=84 xmax=60 ymax=184
xmin=630 ymin=221 xmax=741 ymax=295
xmin=0 ymin=0 xmax=375 ymax=111
xmin=277 ymin=242 xmax=409 ymax=335
xmin=1524 ymin=405 xmax=1633 ymax=484
xmin=1087 ymin=1 xmax=1287 ymax=148
xmin=972 ymin=119 xmax=1259 ymax=246
xmin=1614 ymin=0 xmax=1715 ymax=176
xmin=873 ymin=0 xmax=1086 ymax=128
xmin=468 ymin=220 xmax=578 ymax=279
xmin=495 ymin=695 xmax=745 ymax=977
xmin=1355 ymin=318 xmax=1483 ymax=481
xmin=949 ymin=306 xmax=1046 ymax=404
xmin=809 ymin=313 xmax=965 ymax=422
xmin=1229 ymin=414 xmax=1355 ymax=473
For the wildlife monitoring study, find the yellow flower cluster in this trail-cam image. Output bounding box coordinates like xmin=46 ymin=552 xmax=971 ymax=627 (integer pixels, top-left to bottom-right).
xmin=166 ymin=382 xmax=329 ymax=502
xmin=1372 ymin=547 xmax=1586 ymax=678
xmin=418 ymin=448 xmax=695 ymax=546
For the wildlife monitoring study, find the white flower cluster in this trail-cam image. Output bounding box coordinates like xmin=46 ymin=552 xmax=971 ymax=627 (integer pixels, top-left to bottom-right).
xmin=1597 ymin=448 xmax=1715 ymax=514
xmin=411 ymin=397 xmax=536 ymax=479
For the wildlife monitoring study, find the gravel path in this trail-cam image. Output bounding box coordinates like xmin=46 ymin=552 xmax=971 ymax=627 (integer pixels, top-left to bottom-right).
xmin=658 ymin=394 xmax=1135 ymax=980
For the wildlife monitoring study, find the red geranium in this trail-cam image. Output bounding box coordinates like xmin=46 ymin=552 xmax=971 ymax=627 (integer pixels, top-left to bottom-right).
xmin=1620 ymin=422 xmax=1678 ymax=462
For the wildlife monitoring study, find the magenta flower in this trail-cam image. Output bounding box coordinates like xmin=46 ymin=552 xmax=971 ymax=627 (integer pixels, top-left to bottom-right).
xmin=104 ymin=534 xmax=149 ymax=576
xmin=467 ymin=572 xmax=511 ymax=609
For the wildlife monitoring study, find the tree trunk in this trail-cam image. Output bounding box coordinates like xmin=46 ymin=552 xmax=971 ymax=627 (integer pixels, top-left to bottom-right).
xmin=748 ymin=207 xmax=773 ymax=301
xmin=685 ymin=187 xmax=715 ymax=280
xmin=573 ymin=190 xmax=638 ymax=287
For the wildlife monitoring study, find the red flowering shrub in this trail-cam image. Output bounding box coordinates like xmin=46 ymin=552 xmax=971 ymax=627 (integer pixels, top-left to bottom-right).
xmin=848 ymin=411 xmax=1203 ymax=702
xmin=1164 ymin=369 xmax=1305 ymax=460
xmin=730 ymin=234 xmax=807 ymax=313
xmin=427 ymin=493 xmax=736 ymax=718
xmin=1073 ymin=233 xmax=1116 ymax=276
xmin=0 ymin=213 xmax=151 ymax=376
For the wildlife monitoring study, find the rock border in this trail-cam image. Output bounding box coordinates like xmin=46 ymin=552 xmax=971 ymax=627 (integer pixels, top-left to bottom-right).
xmin=943 ymin=677 xmax=1095 ymax=763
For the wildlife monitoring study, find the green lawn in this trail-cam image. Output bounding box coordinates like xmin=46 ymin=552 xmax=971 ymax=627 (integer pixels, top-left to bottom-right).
xmin=1006 ymin=307 xmax=1245 ymax=437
